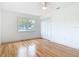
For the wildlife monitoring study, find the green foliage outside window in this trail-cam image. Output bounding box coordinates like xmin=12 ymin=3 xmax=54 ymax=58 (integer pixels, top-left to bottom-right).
xmin=17 ymin=17 xmax=35 ymax=31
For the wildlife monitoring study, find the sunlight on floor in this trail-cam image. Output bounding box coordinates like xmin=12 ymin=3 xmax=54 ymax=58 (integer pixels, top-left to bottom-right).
xmin=17 ymin=44 xmax=36 ymax=57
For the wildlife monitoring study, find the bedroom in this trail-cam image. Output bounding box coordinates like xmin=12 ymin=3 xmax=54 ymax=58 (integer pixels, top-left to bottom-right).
xmin=0 ymin=2 xmax=79 ymax=57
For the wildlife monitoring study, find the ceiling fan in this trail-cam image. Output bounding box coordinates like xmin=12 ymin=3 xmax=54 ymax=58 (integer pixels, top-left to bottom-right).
xmin=42 ymin=2 xmax=47 ymax=10
xmin=42 ymin=2 xmax=61 ymax=10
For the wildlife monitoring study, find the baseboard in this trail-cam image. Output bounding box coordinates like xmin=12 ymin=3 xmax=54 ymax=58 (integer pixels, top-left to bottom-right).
xmin=1 ymin=37 xmax=42 ymax=45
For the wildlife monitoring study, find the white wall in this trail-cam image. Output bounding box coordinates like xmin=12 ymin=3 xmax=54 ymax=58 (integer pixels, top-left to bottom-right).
xmin=0 ymin=3 xmax=2 ymax=44
xmin=2 ymin=9 xmax=41 ymax=43
xmin=41 ymin=3 xmax=79 ymax=49
xmin=0 ymin=9 xmax=1 ymax=44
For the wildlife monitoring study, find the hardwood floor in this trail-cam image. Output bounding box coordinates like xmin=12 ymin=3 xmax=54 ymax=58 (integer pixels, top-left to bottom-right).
xmin=0 ymin=39 xmax=79 ymax=57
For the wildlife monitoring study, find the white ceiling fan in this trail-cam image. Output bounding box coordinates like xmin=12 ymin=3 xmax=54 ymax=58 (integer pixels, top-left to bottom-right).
xmin=42 ymin=2 xmax=47 ymax=10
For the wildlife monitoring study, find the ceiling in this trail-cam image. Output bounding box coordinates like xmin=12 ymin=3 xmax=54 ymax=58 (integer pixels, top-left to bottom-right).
xmin=0 ymin=2 xmax=79 ymax=16
xmin=0 ymin=2 xmax=42 ymax=16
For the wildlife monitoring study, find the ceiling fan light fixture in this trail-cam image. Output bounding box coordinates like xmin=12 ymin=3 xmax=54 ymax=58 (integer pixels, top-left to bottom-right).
xmin=42 ymin=6 xmax=47 ymax=10
xmin=42 ymin=2 xmax=47 ymax=10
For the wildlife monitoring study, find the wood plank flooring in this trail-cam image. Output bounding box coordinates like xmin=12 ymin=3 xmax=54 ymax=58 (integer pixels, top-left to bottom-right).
xmin=0 ymin=39 xmax=79 ymax=57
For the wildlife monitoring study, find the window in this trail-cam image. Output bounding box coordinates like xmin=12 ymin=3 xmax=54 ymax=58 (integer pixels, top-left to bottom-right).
xmin=17 ymin=17 xmax=36 ymax=32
